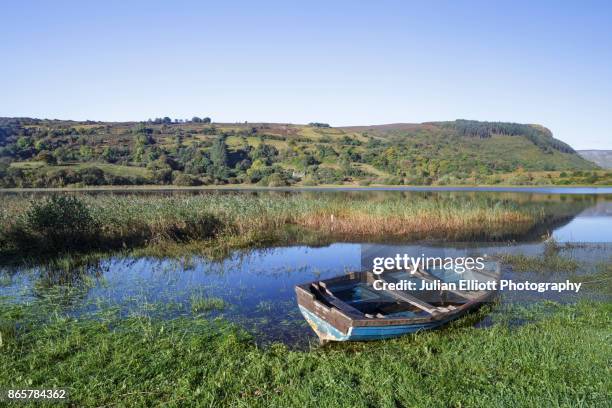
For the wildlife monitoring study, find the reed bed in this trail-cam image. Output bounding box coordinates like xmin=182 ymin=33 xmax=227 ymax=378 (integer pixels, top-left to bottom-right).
xmin=0 ymin=192 xmax=573 ymax=257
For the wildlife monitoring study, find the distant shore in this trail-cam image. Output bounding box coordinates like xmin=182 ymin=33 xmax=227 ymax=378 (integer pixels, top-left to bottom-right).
xmin=1 ymin=184 xmax=611 ymax=194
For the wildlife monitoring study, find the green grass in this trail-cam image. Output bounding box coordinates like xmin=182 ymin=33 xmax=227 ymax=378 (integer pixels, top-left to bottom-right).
xmin=9 ymin=161 xmax=46 ymax=169
xmin=499 ymin=239 xmax=598 ymax=273
xmin=0 ymin=299 xmax=609 ymax=407
xmin=54 ymin=163 xmax=152 ymax=178
xmin=501 ymin=253 xmax=581 ymax=273
xmin=353 ymin=163 xmax=391 ymax=177
xmin=11 ymin=161 xmax=152 ymax=177
xmin=191 ymin=295 xmax=226 ymax=313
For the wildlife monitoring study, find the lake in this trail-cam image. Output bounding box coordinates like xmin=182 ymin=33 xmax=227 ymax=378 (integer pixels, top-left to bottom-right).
xmin=1 ymin=188 xmax=610 ymax=347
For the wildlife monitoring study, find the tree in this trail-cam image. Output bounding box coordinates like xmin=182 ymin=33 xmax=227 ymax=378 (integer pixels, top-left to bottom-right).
xmin=101 ymin=147 xmax=118 ymax=163
xmin=172 ymin=172 xmax=201 ymax=186
xmin=77 ymin=167 xmax=105 ymax=185
xmin=34 ymin=139 xmax=48 ymax=151
xmin=53 ymin=147 xmax=71 ymax=164
xmin=16 ymin=137 xmax=31 ymax=149
xmin=267 ymin=172 xmax=289 ymax=187
xmin=36 ymin=151 xmax=56 ymax=165
xmin=133 ymin=123 xmax=151 ymax=134
xmin=184 ymin=153 xmax=212 ymax=175
xmin=301 ymin=154 xmax=320 ymax=168
xmin=210 ymin=137 xmax=228 ymax=168
xmin=136 ymin=133 xmax=156 ymax=146
xmin=202 ymin=117 xmax=212 ymax=124
xmin=192 ymin=116 xmax=202 ymax=123
xmin=153 ymin=169 xmax=173 ymax=184
xmin=251 ymin=143 xmax=278 ymax=165
xmin=0 ymin=160 xmax=9 ymax=178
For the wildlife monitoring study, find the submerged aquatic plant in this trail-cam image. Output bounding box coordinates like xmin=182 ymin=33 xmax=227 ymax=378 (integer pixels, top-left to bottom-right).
xmin=501 ymin=251 xmax=581 ymax=273
xmin=191 ymin=295 xmax=226 ymax=313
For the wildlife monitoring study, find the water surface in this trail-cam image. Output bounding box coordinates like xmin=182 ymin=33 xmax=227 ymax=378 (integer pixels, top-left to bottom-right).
xmin=1 ymin=190 xmax=610 ymax=346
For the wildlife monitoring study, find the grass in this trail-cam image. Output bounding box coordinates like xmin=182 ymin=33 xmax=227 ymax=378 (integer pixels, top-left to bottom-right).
xmin=49 ymin=162 xmax=152 ymax=178
xmin=0 ymin=299 xmax=609 ymax=407
xmin=0 ymin=192 xmax=588 ymax=260
xmin=500 ymin=240 xmax=582 ymax=273
xmin=502 ymin=253 xmax=581 ymax=273
xmin=10 ymin=161 xmax=153 ymax=177
xmin=191 ymin=295 xmax=226 ymax=313
xmin=498 ymin=239 xmax=612 ymax=276
xmin=9 ymin=161 xmax=46 ymax=170
xmin=352 ymin=163 xmax=391 ymax=177
xmin=0 ymin=192 xmax=608 ymax=406
xmin=71 ymin=163 xmax=152 ymax=178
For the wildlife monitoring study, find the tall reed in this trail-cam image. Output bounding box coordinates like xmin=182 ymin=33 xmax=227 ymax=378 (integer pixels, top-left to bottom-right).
xmin=0 ymin=192 xmax=586 ymax=256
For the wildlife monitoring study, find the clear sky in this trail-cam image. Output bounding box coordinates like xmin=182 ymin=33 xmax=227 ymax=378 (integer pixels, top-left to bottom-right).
xmin=1 ymin=0 xmax=611 ymax=149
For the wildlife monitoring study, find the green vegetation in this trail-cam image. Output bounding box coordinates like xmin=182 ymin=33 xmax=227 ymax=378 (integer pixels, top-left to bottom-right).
xmin=191 ymin=295 xmax=227 ymax=313
xmin=500 ymin=240 xmax=581 ymax=272
xmin=0 ymin=190 xmax=608 ymax=406
xmin=0 ymin=298 xmax=609 ymax=407
xmin=7 ymin=195 xmax=101 ymax=251
xmin=1 ymin=117 xmax=608 ymax=188
xmin=502 ymin=253 xmax=581 ymax=273
xmin=0 ymin=193 xmax=590 ymax=258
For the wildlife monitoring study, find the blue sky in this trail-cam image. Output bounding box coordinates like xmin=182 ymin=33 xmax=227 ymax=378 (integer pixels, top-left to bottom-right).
xmin=1 ymin=0 xmax=611 ymax=149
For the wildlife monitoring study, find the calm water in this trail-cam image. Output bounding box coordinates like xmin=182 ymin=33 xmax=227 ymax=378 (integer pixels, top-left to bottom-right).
xmin=1 ymin=189 xmax=611 ymax=346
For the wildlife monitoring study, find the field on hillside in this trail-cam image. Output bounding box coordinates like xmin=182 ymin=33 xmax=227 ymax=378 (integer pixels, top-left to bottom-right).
xmin=1 ymin=118 xmax=609 ymax=188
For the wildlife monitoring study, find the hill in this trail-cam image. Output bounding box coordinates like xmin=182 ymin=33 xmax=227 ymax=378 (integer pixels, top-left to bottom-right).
xmin=0 ymin=117 xmax=608 ymax=188
xmin=578 ymin=150 xmax=612 ymax=169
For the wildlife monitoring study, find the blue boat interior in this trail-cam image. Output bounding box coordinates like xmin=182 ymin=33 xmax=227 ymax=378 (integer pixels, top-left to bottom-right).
xmin=318 ymin=270 xmax=472 ymax=318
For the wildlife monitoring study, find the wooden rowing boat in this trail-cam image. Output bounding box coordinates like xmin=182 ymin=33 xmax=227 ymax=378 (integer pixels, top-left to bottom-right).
xmin=295 ymin=265 xmax=499 ymax=343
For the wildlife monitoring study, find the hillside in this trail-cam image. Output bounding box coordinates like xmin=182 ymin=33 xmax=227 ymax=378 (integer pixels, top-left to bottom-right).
xmin=578 ymin=150 xmax=612 ymax=169
xmin=0 ymin=117 xmax=608 ymax=188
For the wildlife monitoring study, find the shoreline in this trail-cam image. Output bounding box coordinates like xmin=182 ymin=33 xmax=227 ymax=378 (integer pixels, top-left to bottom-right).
xmin=1 ymin=184 xmax=612 ymax=194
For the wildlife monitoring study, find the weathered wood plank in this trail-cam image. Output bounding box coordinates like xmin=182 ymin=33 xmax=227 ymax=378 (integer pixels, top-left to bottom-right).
xmin=375 ymin=277 xmax=438 ymax=314
xmin=311 ymin=283 xmax=364 ymax=317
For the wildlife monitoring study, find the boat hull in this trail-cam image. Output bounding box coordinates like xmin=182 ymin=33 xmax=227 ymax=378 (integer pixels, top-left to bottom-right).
xmin=299 ymin=305 xmax=457 ymax=342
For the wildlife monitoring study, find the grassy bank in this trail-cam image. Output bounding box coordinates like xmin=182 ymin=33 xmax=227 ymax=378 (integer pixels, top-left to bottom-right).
xmin=0 ymin=192 xmax=587 ymax=259
xmin=0 ymin=299 xmax=609 ymax=407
